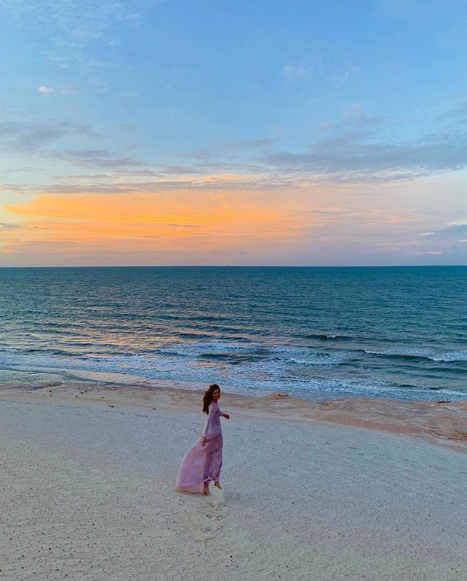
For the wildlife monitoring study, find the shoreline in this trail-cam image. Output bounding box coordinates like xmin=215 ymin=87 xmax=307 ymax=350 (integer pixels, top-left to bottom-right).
xmin=1 ymin=381 xmax=466 ymax=452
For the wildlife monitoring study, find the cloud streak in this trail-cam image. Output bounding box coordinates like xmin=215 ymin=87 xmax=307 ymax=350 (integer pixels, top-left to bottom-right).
xmin=0 ymin=222 xmax=20 ymax=231
xmin=0 ymin=119 xmax=93 ymax=154
xmin=49 ymin=149 xmax=147 ymax=169
xmin=25 ymin=173 xmax=303 ymax=195
xmin=3 ymin=99 xmax=467 ymax=202
xmin=0 ymin=0 xmax=159 ymax=42
xmin=260 ymin=125 xmax=467 ymax=183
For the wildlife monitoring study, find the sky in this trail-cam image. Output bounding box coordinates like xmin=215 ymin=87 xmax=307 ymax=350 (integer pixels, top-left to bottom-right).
xmin=1 ymin=0 xmax=467 ymax=266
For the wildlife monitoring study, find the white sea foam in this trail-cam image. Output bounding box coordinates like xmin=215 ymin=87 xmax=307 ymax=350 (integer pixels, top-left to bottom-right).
xmin=430 ymin=351 xmax=467 ymax=362
xmin=366 ymin=347 xmax=467 ymax=363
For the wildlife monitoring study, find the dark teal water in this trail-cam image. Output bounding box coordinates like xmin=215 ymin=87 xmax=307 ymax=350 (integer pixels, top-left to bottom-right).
xmin=0 ymin=266 xmax=466 ymax=402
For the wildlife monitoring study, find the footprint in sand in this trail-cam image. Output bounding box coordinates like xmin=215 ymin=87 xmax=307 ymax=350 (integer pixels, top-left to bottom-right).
xmin=178 ymin=489 xmax=226 ymax=543
xmin=199 ymin=490 xmax=225 ymax=535
xmin=207 ymin=488 xmax=225 ymax=507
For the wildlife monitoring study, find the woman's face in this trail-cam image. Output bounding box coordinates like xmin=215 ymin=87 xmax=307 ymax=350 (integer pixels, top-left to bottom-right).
xmin=212 ymin=388 xmax=221 ymax=401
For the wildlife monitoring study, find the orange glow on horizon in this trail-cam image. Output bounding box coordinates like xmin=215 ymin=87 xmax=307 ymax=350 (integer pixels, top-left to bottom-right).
xmin=3 ymin=190 xmax=312 ymax=256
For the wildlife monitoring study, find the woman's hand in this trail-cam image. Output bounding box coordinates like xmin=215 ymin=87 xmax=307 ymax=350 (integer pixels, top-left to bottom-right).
xmin=223 ymin=413 xmax=230 ymax=419
xmin=201 ymin=437 xmax=207 ymax=447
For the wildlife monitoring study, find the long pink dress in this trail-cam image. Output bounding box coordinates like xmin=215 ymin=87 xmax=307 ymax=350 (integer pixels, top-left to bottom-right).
xmin=175 ymin=402 xmax=226 ymax=494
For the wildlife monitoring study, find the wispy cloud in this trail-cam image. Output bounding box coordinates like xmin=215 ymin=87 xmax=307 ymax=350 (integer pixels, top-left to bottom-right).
xmin=0 ymin=0 xmax=163 ymax=73
xmin=224 ymin=138 xmax=277 ymax=149
xmin=49 ymin=149 xmax=147 ymax=169
xmin=437 ymin=94 xmax=467 ymax=123
xmin=282 ymin=57 xmax=314 ymax=80
xmin=60 ymin=83 xmax=79 ymax=95
xmin=260 ymin=123 xmax=467 ymax=183
xmin=121 ymin=91 xmax=140 ymax=98
xmin=3 ymin=189 xmax=311 ymax=262
xmin=0 ymin=184 xmax=25 ymax=193
xmin=0 ymin=222 xmax=20 ymax=231
xmin=0 ymin=0 xmax=157 ymax=41
xmin=37 ymin=85 xmax=54 ymax=96
xmin=0 ymin=119 xmax=93 ymax=154
xmin=4 ymin=97 xmax=467 ymax=196
xmin=427 ymin=223 xmax=467 ymax=237
xmin=27 ymin=172 xmax=302 ymax=195
xmin=332 ymin=68 xmax=359 ymax=83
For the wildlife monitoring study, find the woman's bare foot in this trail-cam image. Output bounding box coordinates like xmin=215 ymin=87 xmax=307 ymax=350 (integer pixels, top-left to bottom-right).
xmin=214 ymin=481 xmax=222 ymax=489
xmin=203 ymin=484 xmax=210 ymax=495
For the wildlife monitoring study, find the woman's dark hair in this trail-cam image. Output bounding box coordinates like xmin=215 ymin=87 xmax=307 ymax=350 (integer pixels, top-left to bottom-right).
xmin=202 ymin=384 xmax=220 ymax=414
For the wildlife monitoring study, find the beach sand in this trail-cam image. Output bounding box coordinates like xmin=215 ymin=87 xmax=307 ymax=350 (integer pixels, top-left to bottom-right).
xmin=0 ymin=383 xmax=466 ymax=580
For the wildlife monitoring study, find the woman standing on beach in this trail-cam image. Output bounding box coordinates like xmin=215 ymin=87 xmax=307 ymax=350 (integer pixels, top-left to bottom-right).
xmin=175 ymin=384 xmax=230 ymax=494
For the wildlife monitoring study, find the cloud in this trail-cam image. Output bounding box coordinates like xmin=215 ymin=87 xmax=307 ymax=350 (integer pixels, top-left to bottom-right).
xmin=428 ymin=223 xmax=467 ymax=237
xmin=3 ymin=176 xmax=465 ymax=265
xmin=4 ymin=98 xmax=467 ymax=195
xmin=0 ymin=113 xmax=290 ymax=189
xmin=173 ymin=150 xmax=213 ymax=162
xmin=0 ymin=184 xmax=25 ymax=193
xmin=28 ymin=171 xmax=302 ymax=194
xmin=409 ymin=250 xmax=444 ymax=255
xmin=49 ymin=149 xmax=147 ymax=169
xmin=3 ymin=190 xmax=312 ymax=261
xmin=282 ymin=57 xmax=314 ymax=80
xmin=340 ymin=103 xmax=370 ymax=122
xmin=0 ymin=222 xmax=20 ymax=231
xmin=60 ymin=83 xmax=79 ymax=95
xmin=0 ymin=0 xmax=156 ymax=40
xmin=332 ymin=69 xmax=355 ymax=83
xmin=314 ymin=108 xmax=387 ymax=141
xmin=437 ymin=95 xmax=467 ymax=124
xmin=224 ymin=138 xmax=277 ymax=149
xmin=0 ymin=119 xmax=93 ymax=154
xmin=0 ymin=0 xmax=163 ymax=73
xmin=409 ymin=222 xmax=467 ymax=257
xmin=260 ymin=124 xmax=467 ymax=183
xmin=37 ymin=86 xmax=54 ymax=96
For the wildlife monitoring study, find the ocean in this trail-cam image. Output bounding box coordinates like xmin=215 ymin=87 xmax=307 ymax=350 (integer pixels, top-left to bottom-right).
xmin=1 ymin=266 xmax=466 ymax=402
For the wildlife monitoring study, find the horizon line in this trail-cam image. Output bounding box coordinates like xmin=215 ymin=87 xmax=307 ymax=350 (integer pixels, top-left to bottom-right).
xmin=1 ymin=264 xmax=466 ymax=269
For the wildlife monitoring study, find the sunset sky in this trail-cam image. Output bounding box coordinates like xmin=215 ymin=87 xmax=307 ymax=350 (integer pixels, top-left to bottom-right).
xmin=1 ymin=0 xmax=467 ymax=266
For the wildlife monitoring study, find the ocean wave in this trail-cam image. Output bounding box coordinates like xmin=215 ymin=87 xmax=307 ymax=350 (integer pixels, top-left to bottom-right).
xmin=430 ymin=351 xmax=467 ymax=362
xmin=287 ymin=353 xmax=349 ymax=366
xmin=0 ymin=344 xmax=346 ymax=386
xmin=155 ymin=340 xmax=350 ymax=367
xmin=156 ymin=340 xmax=265 ymax=358
xmin=1 ymin=343 xmax=466 ymax=402
xmin=176 ymin=332 xmax=218 ymax=340
xmin=197 ymin=353 xmax=266 ymax=364
xmin=303 ymin=333 xmax=352 ymax=341
xmin=366 ymin=348 xmax=467 ymax=363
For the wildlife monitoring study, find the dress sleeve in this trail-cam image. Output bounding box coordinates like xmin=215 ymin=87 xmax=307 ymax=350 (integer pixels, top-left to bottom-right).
xmin=201 ymin=403 xmax=223 ymax=438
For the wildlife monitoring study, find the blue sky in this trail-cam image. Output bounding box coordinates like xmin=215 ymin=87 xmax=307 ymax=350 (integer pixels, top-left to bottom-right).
xmin=1 ymin=0 xmax=467 ymax=266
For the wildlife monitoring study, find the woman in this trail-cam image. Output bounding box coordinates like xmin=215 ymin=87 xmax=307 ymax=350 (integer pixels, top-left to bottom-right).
xmin=175 ymin=384 xmax=230 ymax=494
